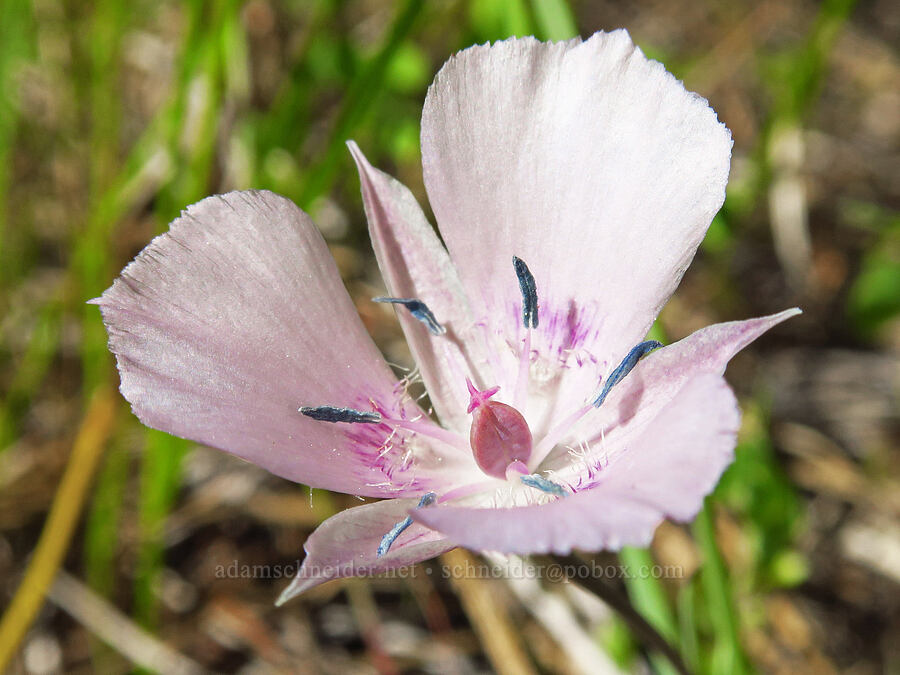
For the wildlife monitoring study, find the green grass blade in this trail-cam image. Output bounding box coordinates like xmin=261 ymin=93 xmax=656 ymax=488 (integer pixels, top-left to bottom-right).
xmin=694 ymin=500 xmax=749 ymax=674
xmin=469 ymin=0 xmax=532 ymax=39
xmin=529 ymin=0 xmax=577 ymax=40
xmin=620 ymin=546 xmax=680 ymax=675
xmin=84 ymin=438 xmax=128 ymax=596
xmin=134 ymin=431 xmax=189 ymax=627
xmin=676 ymin=581 xmax=700 ymax=672
xmin=0 ymin=0 xmax=35 ymax=288
xmin=0 ymin=299 xmax=63 ymax=450
xmin=298 ymin=0 xmax=426 ymax=209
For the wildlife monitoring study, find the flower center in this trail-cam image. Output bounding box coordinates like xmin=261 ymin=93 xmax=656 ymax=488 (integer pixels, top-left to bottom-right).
xmin=466 ymin=379 xmax=532 ymax=478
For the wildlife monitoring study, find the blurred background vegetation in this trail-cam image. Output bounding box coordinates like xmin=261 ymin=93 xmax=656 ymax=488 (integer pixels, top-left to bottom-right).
xmin=0 ymin=0 xmax=897 ymax=673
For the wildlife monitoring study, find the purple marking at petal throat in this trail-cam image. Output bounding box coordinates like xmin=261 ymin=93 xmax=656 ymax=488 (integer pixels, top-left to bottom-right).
xmin=341 ymin=397 xmax=431 ymax=492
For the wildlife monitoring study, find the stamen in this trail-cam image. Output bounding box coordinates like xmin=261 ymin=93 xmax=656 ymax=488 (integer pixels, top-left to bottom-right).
xmin=514 ymin=328 xmax=532 ymax=410
xmin=513 ymin=256 xmax=538 ymax=328
xmin=592 ymin=340 xmax=663 ymax=408
xmin=437 ymin=480 xmax=499 ymax=503
xmin=520 ymin=474 xmax=569 ymax=498
xmin=377 ymin=492 xmax=437 ymax=557
xmin=530 ymin=403 xmax=593 ymax=467
xmin=299 ymin=406 xmax=382 ymax=424
xmin=305 ymin=398 xmax=468 ymax=456
xmin=373 ymin=297 xmax=446 ymax=335
xmin=382 ymin=416 xmax=469 ymax=452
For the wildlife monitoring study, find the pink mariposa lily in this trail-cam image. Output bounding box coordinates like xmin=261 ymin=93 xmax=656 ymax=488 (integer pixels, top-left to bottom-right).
xmin=95 ymin=30 xmax=799 ymax=604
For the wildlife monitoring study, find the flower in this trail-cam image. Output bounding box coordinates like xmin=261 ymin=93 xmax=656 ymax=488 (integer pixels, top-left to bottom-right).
xmin=94 ymin=30 xmax=799 ymax=604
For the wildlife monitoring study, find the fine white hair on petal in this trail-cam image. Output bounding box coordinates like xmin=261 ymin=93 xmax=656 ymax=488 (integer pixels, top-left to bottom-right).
xmin=421 ymin=30 xmax=733 ymax=426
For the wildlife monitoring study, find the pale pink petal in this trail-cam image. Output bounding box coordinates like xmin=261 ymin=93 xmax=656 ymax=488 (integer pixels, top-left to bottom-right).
xmin=94 ymin=190 xmax=467 ymax=497
xmin=412 ymin=374 xmax=739 ymax=554
xmin=421 ymin=31 xmax=733 ymax=421
xmin=544 ymin=308 xmax=800 ymax=477
xmin=348 ymin=142 xmax=495 ymax=433
xmin=594 ymin=375 xmax=739 ymax=520
xmin=277 ymin=497 xmax=454 ymax=603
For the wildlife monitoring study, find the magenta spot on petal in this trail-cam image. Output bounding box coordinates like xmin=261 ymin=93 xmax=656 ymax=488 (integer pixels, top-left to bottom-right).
xmin=469 ymin=400 xmax=532 ymax=479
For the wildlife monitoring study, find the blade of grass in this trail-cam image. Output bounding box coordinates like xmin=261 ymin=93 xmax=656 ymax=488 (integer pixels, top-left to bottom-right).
xmin=620 ymin=546 xmax=680 ymax=675
xmin=1 ymin=54 xmax=180 ymax=453
xmin=75 ymin=12 xmax=131 ymax=668
xmin=772 ymin=0 xmax=857 ymax=123
xmin=74 ymin=5 xmax=219 ymax=662
xmin=134 ymin=431 xmax=189 ymax=628
xmin=153 ymin=0 xmax=230 ymax=220
xmin=676 ymin=581 xmax=700 ymax=672
xmin=0 ymin=388 xmax=117 ymax=671
xmin=0 ymin=0 xmax=35 ymax=288
xmin=253 ymin=2 xmax=332 ymax=163
xmin=68 ymin=1 xmax=229 ymax=634
xmin=468 ymin=0 xmax=532 ymax=39
xmin=48 ymin=570 xmax=205 ymax=675
xmin=79 ymin=0 xmax=127 ymax=395
xmin=615 ymin=324 xmax=685 ymax=673
xmin=220 ymin=0 xmax=251 ymax=102
xmin=597 ymin=615 xmax=637 ymax=670
xmin=83 ymin=439 xmax=130 ymax=596
xmin=529 ymin=0 xmax=577 ymax=41
xmin=82 ymin=431 xmax=131 ymax=675
xmin=620 ymin=548 xmax=678 ymax=641
xmin=694 ymin=500 xmax=749 ymax=674
xmin=443 ymin=549 xmax=538 ymax=675
xmin=0 ymin=298 xmax=63 ymax=450
xmin=297 ymin=0 xmax=426 ymax=209
xmin=548 ymin=554 xmax=689 ymax=675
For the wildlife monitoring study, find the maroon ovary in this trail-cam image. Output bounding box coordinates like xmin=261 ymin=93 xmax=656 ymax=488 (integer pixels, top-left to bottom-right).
xmin=466 ymin=379 xmax=532 ymax=478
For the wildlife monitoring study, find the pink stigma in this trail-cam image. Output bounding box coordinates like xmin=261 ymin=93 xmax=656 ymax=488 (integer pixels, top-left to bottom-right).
xmin=466 ymin=378 xmax=500 ymax=414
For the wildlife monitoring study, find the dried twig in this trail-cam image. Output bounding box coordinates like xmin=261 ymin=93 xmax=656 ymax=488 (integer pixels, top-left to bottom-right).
xmin=493 ymin=555 xmax=623 ymax=675
xmin=48 ymin=570 xmax=207 ymax=675
xmin=442 ymin=549 xmax=537 ymax=675
xmin=0 ymin=388 xmax=117 ymax=671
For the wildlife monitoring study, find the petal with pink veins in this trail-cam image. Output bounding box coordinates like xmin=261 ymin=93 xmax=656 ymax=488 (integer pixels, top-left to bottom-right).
xmin=411 ymin=374 xmax=739 ymax=554
xmin=348 ymin=142 xmax=495 ymax=433
xmin=277 ymin=497 xmax=455 ymax=603
xmin=421 ymin=31 xmax=733 ymax=426
xmin=94 ymin=190 xmax=471 ymax=497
